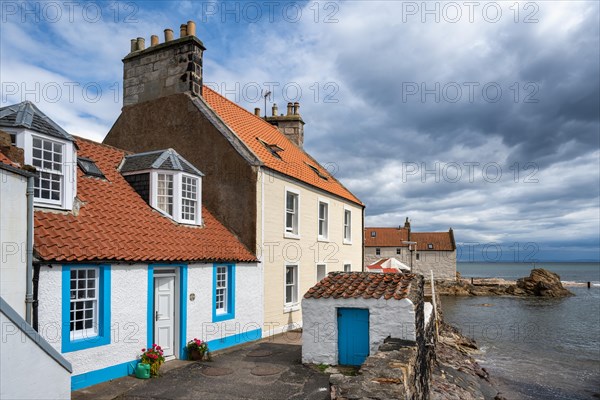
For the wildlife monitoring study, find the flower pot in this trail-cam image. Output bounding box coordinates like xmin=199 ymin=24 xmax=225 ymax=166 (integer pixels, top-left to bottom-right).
xmin=189 ymin=349 xmax=205 ymax=361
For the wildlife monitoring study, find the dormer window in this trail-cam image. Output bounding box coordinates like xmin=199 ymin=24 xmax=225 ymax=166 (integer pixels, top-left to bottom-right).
xmin=121 ymin=149 xmax=203 ymax=226
xmin=0 ymin=101 xmax=76 ymax=211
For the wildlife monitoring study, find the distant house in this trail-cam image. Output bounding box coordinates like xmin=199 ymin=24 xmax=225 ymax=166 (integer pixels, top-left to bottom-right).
xmin=302 ymin=272 xmax=432 ymax=366
xmin=104 ymin=22 xmax=364 ymax=336
xmin=0 ymin=102 xmax=261 ymax=391
xmin=364 ymin=219 xmax=456 ymax=279
xmin=0 ymin=129 xmax=72 ymax=400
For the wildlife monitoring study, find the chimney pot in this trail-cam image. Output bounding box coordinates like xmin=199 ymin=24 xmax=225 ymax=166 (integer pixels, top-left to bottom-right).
xmin=180 ymin=24 xmax=187 ymax=38
xmin=164 ymin=28 xmax=174 ymax=42
xmin=254 ymin=107 xmax=261 ymax=117
xmin=187 ymin=21 xmax=196 ymax=37
xmin=136 ymin=37 xmax=145 ymax=51
xmin=286 ymin=102 xmax=293 ymax=116
xmin=272 ymin=103 xmax=278 ymax=116
xmin=293 ymin=102 xmax=300 ymax=115
xmin=150 ymin=35 xmax=159 ymax=46
xmin=130 ymin=39 xmax=137 ymax=52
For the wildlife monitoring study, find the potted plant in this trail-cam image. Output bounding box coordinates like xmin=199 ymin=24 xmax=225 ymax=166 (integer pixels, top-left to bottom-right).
xmin=140 ymin=344 xmax=165 ymax=376
xmin=187 ymin=338 xmax=209 ymax=361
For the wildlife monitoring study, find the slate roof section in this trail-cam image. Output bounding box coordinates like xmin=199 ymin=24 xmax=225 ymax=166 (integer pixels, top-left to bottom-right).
xmin=0 ymin=101 xmax=73 ymax=140
xmin=364 ymin=227 xmax=455 ymax=251
xmin=304 ymin=272 xmax=415 ymax=300
xmin=201 ymin=87 xmax=363 ymax=206
xmin=120 ymin=148 xmax=204 ymax=176
xmin=34 ymin=137 xmax=255 ymax=263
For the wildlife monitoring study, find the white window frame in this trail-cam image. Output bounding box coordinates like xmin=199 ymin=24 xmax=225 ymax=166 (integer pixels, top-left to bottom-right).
xmin=376 ymin=248 xmax=381 ymax=256
xmin=69 ymin=267 xmax=99 ymax=340
xmin=148 ymin=171 xmax=202 ymax=225
xmin=284 ymin=188 xmax=300 ymax=239
xmin=180 ymin=174 xmax=199 ymax=223
xmin=215 ymin=265 xmax=228 ymax=314
xmin=343 ymin=207 xmax=352 ymax=244
xmin=17 ymin=129 xmax=76 ymax=211
xmin=318 ymin=199 xmax=329 ymax=241
xmin=344 ymin=263 xmax=352 ymax=272
xmin=316 ymin=263 xmax=327 ymax=282
xmin=284 ymin=264 xmax=299 ymax=312
xmin=156 ymin=173 xmax=174 ymax=217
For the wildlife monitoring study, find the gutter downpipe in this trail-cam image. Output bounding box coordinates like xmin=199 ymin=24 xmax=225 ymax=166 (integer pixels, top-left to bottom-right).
xmin=25 ymin=175 xmax=34 ymax=324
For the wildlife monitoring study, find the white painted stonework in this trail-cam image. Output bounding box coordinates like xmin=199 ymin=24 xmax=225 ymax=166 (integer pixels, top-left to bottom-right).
xmin=0 ymin=169 xmax=28 ymax=317
xmin=186 ymin=262 xmax=263 ymax=345
xmin=301 ymin=297 xmax=417 ymax=365
xmin=37 ymin=261 xmax=263 ymax=382
xmin=0 ymin=311 xmax=71 ymax=400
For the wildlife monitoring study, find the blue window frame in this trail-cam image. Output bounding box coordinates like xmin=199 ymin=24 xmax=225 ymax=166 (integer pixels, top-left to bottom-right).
xmin=61 ymin=265 xmax=111 ymax=353
xmin=212 ymin=264 xmax=235 ymax=322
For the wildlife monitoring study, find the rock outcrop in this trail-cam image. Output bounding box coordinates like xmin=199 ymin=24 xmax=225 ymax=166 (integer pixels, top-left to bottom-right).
xmin=508 ymin=268 xmax=573 ymax=297
xmin=436 ymin=268 xmax=573 ymax=297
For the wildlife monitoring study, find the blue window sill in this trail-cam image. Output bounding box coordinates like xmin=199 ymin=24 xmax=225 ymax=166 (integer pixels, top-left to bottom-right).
xmin=213 ymin=311 xmax=235 ymax=323
xmin=63 ymin=333 xmax=110 ymax=353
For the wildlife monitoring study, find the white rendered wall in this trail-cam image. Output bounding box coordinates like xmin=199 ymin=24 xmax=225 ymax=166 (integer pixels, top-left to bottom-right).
xmin=0 ymin=170 xmax=28 ymax=317
xmin=37 ymin=264 xmax=148 ymax=376
xmin=301 ymin=297 xmax=416 ymax=365
xmin=186 ymin=262 xmax=263 ymax=345
xmin=0 ymin=311 xmax=71 ymax=400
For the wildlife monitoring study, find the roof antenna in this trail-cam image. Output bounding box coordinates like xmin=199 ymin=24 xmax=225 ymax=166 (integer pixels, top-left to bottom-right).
xmin=262 ymin=90 xmax=271 ymax=120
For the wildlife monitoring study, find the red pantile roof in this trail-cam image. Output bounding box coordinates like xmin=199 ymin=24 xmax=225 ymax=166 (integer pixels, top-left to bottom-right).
xmin=304 ymin=272 xmax=415 ymax=300
xmin=411 ymin=232 xmax=455 ymax=251
xmin=202 ymin=86 xmax=362 ymax=206
xmin=364 ymin=227 xmax=409 ymax=247
xmin=0 ymin=152 xmax=16 ymax=167
xmin=364 ymin=227 xmax=455 ymax=251
xmin=34 ymin=137 xmax=257 ymax=263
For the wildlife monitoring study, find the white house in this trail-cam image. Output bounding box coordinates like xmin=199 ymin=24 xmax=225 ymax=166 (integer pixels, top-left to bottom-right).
xmin=0 ymin=102 xmax=262 ymax=391
xmin=103 ymin=22 xmax=365 ymax=338
xmin=0 ymin=129 xmax=72 ymax=400
xmin=302 ymin=272 xmax=432 ymax=366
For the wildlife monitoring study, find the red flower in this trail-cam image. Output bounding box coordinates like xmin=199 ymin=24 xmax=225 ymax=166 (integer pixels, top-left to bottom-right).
xmin=142 ymin=348 xmax=146 ymax=352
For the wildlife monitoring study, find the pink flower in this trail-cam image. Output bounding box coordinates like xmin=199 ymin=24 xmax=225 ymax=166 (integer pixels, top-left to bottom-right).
xmin=142 ymin=348 xmax=146 ymax=352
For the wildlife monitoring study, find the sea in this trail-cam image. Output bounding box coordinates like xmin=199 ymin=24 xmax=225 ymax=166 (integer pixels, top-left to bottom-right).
xmin=442 ymin=262 xmax=600 ymax=400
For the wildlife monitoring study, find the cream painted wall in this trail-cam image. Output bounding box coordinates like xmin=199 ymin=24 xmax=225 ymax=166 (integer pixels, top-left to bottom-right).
xmin=257 ymin=169 xmax=364 ymax=335
xmin=0 ymin=169 xmax=28 ymax=317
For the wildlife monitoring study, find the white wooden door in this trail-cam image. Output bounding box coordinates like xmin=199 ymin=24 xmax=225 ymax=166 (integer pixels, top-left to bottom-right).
xmin=154 ymin=276 xmax=175 ymax=357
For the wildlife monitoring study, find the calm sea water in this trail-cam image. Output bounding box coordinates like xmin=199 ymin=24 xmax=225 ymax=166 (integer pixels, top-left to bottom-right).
xmin=442 ymin=262 xmax=600 ymax=400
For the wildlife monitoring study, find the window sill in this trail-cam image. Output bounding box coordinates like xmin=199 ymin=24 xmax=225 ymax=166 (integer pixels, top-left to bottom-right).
xmin=62 ymin=334 xmax=110 ymax=353
xmin=212 ymin=310 xmax=235 ymax=323
xmin=284 ymin=232 xmax=301 ymax=240
xmin=317 ymin=237 xmax=330 ymax=243
xmin=343 ymin=240 xmax=352 ymax=245
xmin=283 ymin=304 xmax=300 ymax=313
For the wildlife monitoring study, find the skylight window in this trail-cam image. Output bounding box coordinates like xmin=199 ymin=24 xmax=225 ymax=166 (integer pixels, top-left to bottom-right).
xmin=77 ymin=157 xmax=105 ymax=179
xmin=257 ymin=138 xmax=284 ymax=160
xmin=305 ymin=163 xmax=328 ymax=180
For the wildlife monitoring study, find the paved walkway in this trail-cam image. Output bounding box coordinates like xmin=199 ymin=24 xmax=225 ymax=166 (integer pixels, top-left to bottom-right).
xmin=73 ymin=332 xmax=330 ymax=400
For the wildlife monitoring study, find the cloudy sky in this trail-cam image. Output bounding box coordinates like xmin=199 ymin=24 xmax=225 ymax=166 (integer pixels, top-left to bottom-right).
xmin=1 ymin=1 xmax=599 ymax=261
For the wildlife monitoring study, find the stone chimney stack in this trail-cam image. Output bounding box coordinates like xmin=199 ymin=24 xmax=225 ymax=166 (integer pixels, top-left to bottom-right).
xmin=266 ymin=101 xmax=305 ymax=147
xmin=122 ymin=21 xmax=206 ymax=107
xmin=404 ymin=217 xmax=411 ymax=230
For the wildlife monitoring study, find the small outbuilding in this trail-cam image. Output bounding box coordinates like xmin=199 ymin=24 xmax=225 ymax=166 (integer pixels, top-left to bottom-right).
xmin=302 ymin=272 xmax=431 ymax=366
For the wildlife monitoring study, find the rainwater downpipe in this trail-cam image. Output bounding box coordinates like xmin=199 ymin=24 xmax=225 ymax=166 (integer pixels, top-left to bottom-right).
xmin=25 ymin=175 xmax=34 ymax=324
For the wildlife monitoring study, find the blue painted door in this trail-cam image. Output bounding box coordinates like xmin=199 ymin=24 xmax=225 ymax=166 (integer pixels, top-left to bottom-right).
xmin=337 ymin=308 xmax=370 ymax=366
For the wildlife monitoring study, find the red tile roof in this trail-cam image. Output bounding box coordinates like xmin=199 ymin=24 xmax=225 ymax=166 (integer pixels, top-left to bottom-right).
xmin=202 ymin=87 xmax=362 ymax=206
xmin=364 ymin=228 xmax=409 ymax=247
xmin=34 ymin=137 xmax=257 ymax=263
xmin=0 ymin=152 xmax=16 ymax=167
xmin=364 ymin=227 xmax=455 ymax=251
xmin=304 ymin=272 xmax=415 ymax=300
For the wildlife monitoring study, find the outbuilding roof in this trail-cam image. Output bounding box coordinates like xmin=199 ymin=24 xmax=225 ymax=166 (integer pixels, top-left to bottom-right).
xmin=34 ymin=137 xmax=256 ymax=263
xmin=364 ymin=227 xmax=455 ymax=251
xmin=304 ymin=272 xmax=415 ymax=300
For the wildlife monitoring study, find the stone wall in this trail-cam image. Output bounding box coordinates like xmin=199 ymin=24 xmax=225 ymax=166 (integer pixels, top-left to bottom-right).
xmin=365 ymin=247 xmax=456 ymax=280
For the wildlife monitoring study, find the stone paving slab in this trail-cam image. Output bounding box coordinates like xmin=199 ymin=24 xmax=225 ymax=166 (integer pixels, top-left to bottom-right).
xmin=114 ymin=340 xmax=329 ymax=400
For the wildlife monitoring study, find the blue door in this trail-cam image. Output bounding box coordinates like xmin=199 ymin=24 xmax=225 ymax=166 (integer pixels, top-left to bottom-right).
xmin=337 ymin=308 xmax=370 ymax=366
